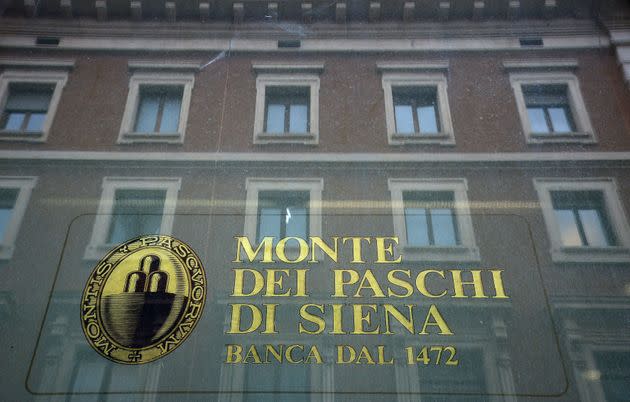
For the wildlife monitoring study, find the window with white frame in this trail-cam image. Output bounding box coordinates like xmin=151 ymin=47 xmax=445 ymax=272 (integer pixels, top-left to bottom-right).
xmin=85 ymin=177 xmax=181 ymax=259
xmin=0 ymin=70 xmax=68 ymax=142
xmin=379 ymin=62 xmax=454 ymax=146
xmin=507 ymin=64 xmax=595 ymax=144
xmin=244 ymin=178 xmax=323 ymax=245
xmin=0 ymin=177 xmax=36 ymax=259
xmin=252 ymin=64 xmax=323 ymax=145
xmin=534 ymin=178 xmax=630 ymax=263
xmin=118 ymin=69 xmax=194 ymax=144
xmin=388 ymin=178 xmax=479 ymax=262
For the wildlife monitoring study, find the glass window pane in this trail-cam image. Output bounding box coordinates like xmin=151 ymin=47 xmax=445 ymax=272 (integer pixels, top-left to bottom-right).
xmin=285 ymin=206 xmax=307 ymax=238
xmin=595 ymin=351 xmax=630 ymax=402
xmin=5 ymin=84 xmax=54 ymax=111
xmin=405 ymin=208 xmax=429 ymax=246
xmin=548 ymin=107 xmax=572 ymax=133
xmin=258 ymin=207 xmax=282 ymax=241
xmin=25 ymin=113 xmax=46 ymax=132
xmin=289 ymin=104 xmax=308 ymax=133
xmin=417 ymin=105 xmax=439 ymax=133
xmin=107 ymin=189 xmax=166 ymax=243
xmin=159 ymin=94 xmax=182 ymax=132
xmin=0 ymin=188 xmax=18 ymax=241
xmin=70 ymin=361 xmax=106 ymax=395
xmin=431 ymin=208 xmax=458 ymax=246
xmin=527 ymin=107 xmax=549 ymax=133
xmin=394 ymin=104 xmax=415 ymax=133
xmin=554 ymin=209 xmax=583 ymax=246
xmin=578 ymin=209 xmax=611 ymax=247
xmin=134 ymin=93 xmax=160 ymax=132
xmin=3 ymin=113 xmax=25 ymax=130
xmin=266 ymin=104 xmax=285 ymax=133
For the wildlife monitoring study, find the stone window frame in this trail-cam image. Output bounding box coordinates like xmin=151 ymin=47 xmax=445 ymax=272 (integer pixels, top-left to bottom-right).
xmin=117 ymin=71 xmax=194 ymax=144
xmin=533 ymin=178 xmax=630 ymax=263
xmin=388 ymin=178 xmax=480 ymax=262
xmin=85 ymin=177 xmax=181 ymax=260
xmin=0 ymin=70 xmax=69 ymax=142
xmin=509 ymin=70 xmax=595 ymax=144
xmin=0 ymin=176 xmax=37 ymax=259
xmin=252 ymin=64 xmax=323 ymax=145
xmin=243 ymin=178 xmax=324 ymax=243
xmin=379 ymin=62 xmax=455 ymax=146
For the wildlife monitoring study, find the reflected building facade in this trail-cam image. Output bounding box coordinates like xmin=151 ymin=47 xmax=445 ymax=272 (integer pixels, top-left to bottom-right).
xmin=1 ymin=0 xmax=630 ymax=401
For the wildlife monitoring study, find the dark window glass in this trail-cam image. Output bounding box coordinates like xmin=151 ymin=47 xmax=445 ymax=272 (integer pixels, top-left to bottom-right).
xmin=0 ymin=188 xmax=18 ymax=241
xmin=264 ymin=86 xmax=309 ymax=133
xmin=551 ymin=190 xmax=616 ymax=247
xmin=403 ymin=191 xmax=458 ymax=246
xmin=107 ymin=189 xmax=167 ymax=243
xmin=595 ymin=351 xmax=630 ymax=402
xmin=393 ymin=86 xmax=440 ymax=134
xmin=1 ymin=83 xmax=54 ymax=132
xmin=134 ymin=85 xmax=183 ymax=133
xmin=257 ymin=191 xmax=309 ymax=242
xmin=523 ymin=84 xmax=575 ymax=134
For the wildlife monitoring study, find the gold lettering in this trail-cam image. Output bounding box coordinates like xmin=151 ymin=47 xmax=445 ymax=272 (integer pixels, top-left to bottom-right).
xmin=233 ymin=236 xmax=273 ymax=263
xmin=299 ymin=304 xmax=325 ymax=335
xmin=451 ymin=270 xmax=488 ymax=298
xmin=416 ymin=270 xmax=447 ymax=298
xmin=375 ymin=237 xmax=402 ymax=263
xmin=419 ymin=305 xmax=453 ymax=335
xmin=231 ymin=269 xmax=264 ymax=297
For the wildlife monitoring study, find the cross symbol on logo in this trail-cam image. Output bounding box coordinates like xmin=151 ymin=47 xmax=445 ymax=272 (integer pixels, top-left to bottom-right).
xmin=128 ymin=351 xmax=142 ymax=362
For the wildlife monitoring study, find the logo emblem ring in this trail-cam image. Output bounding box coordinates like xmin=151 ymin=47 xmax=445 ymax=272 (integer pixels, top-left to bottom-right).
xmin=80 ymin=235 xmax=206 ymax=364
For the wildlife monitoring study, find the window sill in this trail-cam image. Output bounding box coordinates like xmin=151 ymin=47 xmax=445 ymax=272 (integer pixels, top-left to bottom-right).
xmin=389 ymin=132 xmax=455 ymax=146
xmin=118 ymin=131 xmax=184 ymax=144
xmin=255 ymin=132 xmax=318 ymax=145
xmin=401 ymin=245 xmax=480 ymax=262
xmin=527 ymin=131 xmax=595 ymax=144
xmin=551 ymin=246 xmax=630 ymax=263
xmin=0 ymin=130 xmax=46 ymax=142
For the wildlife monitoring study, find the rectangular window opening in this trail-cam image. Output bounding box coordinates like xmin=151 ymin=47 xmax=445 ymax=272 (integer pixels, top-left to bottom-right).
xmin=392 ymin=86 xmax=440 ymax=135
xmin=264 ymin=86 xmax=310 ymax=134
xmin=551 ymin=190 xmax=617 ymax=247
xmin=1 ymin=83 xmax=55 ymax=133
xmin=107 ymin=189 xmax=167 ymax=244
xmin=523 ymin=84 xmax=575 ymax=134
xmin=257 ymin=190 xmax=309 ymax=242
xmin=134 ymin=85 xmax=184 ymax=134
xmin=403 ymin=191 xmax=459 ymax=247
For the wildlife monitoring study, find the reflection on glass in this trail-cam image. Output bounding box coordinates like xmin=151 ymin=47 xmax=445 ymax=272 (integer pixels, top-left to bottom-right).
xmin=265 ymin=104 xmax=285 ymax=133
xmin=551 ymin=191 xmax=615 ymax=247
xmin=265 ymin=87 xmax=310 ymax=133
xmin=523 ymin=84 xmax=575 ymax=134
xmin=289 ymin=104 xmax=308 ymax=133
xmin=395 ymin=104 xmax=415 ymax=133
xmin=1 ymin=83 xmax=54 ymax=132
xmin=404 ymin=191 xmax=458 ymax=246
xmin=595 ymin=351 xmax=630 ymax=402
xmin=107 ymin=189 xmax=166 ymax=244
xmin=257 ymin=191 xmax=309 ymax=242
xmin=393 ymin=86 xmax=440 ymax=135
xmin=70 ymin=360 xmax=105 ymax=401
xmin=134 ymin=86 xmax=183 ymax=133
xmin=419 ymin=349 xmax=488 ymax=401
xmin=0 ymin=188 xmax=18 ymax=241
xmin=418 ymin=105 xmax=439 ymax=133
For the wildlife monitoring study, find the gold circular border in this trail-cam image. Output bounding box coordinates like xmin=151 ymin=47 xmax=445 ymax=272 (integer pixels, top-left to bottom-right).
xmin=80 ymin=235 xmax=207 ymax=365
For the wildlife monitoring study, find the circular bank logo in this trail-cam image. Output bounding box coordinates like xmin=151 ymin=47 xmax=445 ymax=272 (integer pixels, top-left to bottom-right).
xmin=81 ymin=235 xmax=206 ymax=364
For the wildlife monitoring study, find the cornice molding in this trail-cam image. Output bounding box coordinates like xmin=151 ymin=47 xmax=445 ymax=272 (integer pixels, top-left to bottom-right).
xmin=0 ymin=151 xmax=629 ymax=164
xmin=0 ymin=58 xmax=75 ymax=70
